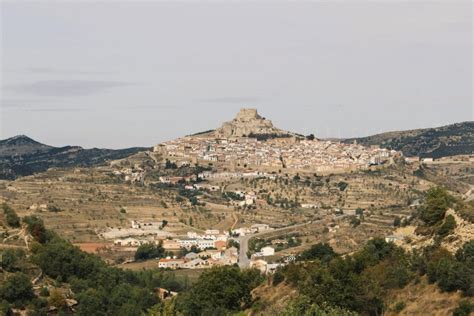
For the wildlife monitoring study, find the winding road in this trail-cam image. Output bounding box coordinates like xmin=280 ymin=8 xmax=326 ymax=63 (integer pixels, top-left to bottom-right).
xmin=238 ymin=220 xmax=318 ymax=268
xmin=238 ymin=215 xmax=348 ymax=268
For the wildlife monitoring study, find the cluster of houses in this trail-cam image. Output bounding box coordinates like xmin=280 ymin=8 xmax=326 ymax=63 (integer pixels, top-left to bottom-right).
xmin=104 ymin=220 xmax=173 ymax=242
xmin=109 ymin=224 xmax=231 ymax=248
xmin=110 ymin=226 xmax=240 ymax=269
xmin=154 ymin=135 xmax=399 ymax=172
xmin=158 ymin=246 xmax=239 ymax=270
xmin=112 ymin=168 xmax=145 ymax=183
xmin=231 ymin=223 xmax=274 ymax=236
xmin=198 ymin=170 xmax=276 ymax=180
xmin=160 ymin=229 xmax=230 ymax=251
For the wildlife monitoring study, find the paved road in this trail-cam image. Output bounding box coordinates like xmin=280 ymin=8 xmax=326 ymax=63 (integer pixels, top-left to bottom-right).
xmin=237 ymin=216 xmax=348 ymax=268
xmin=238 ymin=234 xmax=252 ymax=268
xmin=238 ymin=220 xmax=318 ymax=268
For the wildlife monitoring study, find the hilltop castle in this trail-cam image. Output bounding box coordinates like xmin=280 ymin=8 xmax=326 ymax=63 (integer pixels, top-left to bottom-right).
xmin=214 ymin=108 xmax=288 ymax=137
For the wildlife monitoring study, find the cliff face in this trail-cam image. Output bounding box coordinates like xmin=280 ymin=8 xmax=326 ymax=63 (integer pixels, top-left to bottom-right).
xmin=214 ymin=108 xmax=288 ymax=138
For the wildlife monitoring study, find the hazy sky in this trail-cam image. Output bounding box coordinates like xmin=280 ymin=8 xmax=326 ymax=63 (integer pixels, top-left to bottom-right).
xmin=1 ymin=1 xmax=472 ymax=148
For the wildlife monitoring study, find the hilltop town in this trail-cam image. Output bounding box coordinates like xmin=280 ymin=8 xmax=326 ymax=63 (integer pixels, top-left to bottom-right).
xmin=153 ymin=109 xmax=399 ymax=173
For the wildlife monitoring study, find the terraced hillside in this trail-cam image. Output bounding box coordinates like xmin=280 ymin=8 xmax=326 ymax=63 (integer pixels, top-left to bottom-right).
xmin=343 ymin=121 xmax=473 ymax=158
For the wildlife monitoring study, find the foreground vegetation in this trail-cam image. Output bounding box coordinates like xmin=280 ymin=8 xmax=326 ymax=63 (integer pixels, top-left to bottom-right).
xmin=0 ymin=186 xmax=472 ymax=315
xmin=261 ymin=238 xmax=473 ymax=315
xmin=1 ymin=216 xmax=186 ymax=315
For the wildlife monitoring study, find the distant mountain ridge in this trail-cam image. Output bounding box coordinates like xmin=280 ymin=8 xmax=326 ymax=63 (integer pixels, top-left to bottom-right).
xmin=0 ymin=135 xmax=149 ymax=179
xmin=0 ymin=135 xmax=53 ymax=157
xmin=342 ymin=121 xmax=473 ymax=158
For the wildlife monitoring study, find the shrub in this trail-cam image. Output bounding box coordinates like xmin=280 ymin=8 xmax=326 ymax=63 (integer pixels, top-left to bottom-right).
xmin=350 ymin=216 xmax=361 ymax=227
xmin=298 ymin=243 xmax=336 ymax=263
xmin=48 ymin=288 xmax=67 ymax=310
xmin=427 ymin=256 xmax=472 ymax=293
xmin=337 ymin=181 xmax=348 ymax=191
xmin=47 ymin=205 xmax=62 ymax=212
xmin=272 ymin=270 xmax=284 ymax=285
xmin=165 ymin=159 xmax=177 ymax=169
xmin=0 ymin=273 xmax=35 ymax=307
xmin=392 ymin=301 xmax=406 ymax=313
xmin=281 ymin=296 xmax=357 ymax=316
xmin=420 ymin=187 xmax=455 ymax=226
xmin=0 ymin=248 xmax=25 ymax=272
xmin=393 ymin=216 xmax=401 ymax=227
xmin=453 ymin=300 xmax=474 ymax=316
xmin=134 ymin=242 xmax=165 ymax=261
xmin=176 ymin=266 xmax=264 ymax=315
xmin=2 ymin=203 xmax=20 ymax=228
xmin=437 ymin=214 xmax=456 ymax=237
xmin=39 ymin=287 xmax=50 ymax=297
xmin=23 ymin=216 xmax=50 ymax=243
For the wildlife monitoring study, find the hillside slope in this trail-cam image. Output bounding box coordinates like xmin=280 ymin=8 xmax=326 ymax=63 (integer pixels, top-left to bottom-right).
xmin=343 ymin=121 xmax=473 ymax=158
xmin=0 ymin=135 xmax=149 ymax=179
xmin=0 ymin=135 xmax=52 ymax=157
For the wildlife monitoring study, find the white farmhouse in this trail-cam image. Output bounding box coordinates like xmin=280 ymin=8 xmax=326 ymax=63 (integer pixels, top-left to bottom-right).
xmin=261 ymin=246 xmax=275 ymax=256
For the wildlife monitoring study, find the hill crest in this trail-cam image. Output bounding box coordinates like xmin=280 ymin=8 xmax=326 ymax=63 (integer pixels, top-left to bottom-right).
xmin=342 ymin=121 xmax=473 ymax=158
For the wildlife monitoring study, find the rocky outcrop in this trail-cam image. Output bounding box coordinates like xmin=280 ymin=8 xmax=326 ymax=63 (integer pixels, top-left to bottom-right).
xmin=214 ymin=108 xmax=289 ymax=138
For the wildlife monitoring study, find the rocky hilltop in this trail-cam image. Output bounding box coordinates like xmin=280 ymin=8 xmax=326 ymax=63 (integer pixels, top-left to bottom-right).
xmin=214 ymin=108 xmax=294 ymax=138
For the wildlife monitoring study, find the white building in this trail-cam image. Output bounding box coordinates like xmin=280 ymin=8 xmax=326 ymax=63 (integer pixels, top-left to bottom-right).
xmin=261 ymin=246 xmax=275 ymax=256
xmin=182 ymin=258 xmax=205 ymax=269
xmin=251 ymin=224 xmax=272 ymax=233
xmin=197 ymin=239 xmax=215 ymax=250
xmin=158 ymin=258 xmax=185 ymax=269
xmin=178 ymin=239 xmax=198 ymax=248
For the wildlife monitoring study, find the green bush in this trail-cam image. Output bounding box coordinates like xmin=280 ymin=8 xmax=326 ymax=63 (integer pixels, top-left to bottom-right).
xmin=31 ymin=236 xmax=162 ymax=315
xmin=0 ymin=248 xmax=26 ymax=272
xmin=393 ymin=216 xmax=401 ymax=227
xmin=272 ymin=270 xmax=285 ymax=285
xmin=298 ymin=243 xmax=336 ymax=263
xmin=437 ymin=214 xmax=456 ymax=237
xmin=420 ymin=187 xmax=455 ymax=226
xmin=426 ymin=245 xmax=473 ymax=295
xmin=134 ymin=242 xmax=165 ymax=261
xmin=337 ymin=181 xmax=348 ymax=191
xmin=23 ymin=216 xmax=50 ymax=243
xmin=453 ymin=300 xmax=474 ymax=316
xmin=281 ymin=296 xmax=357 ymax=316
xmin=0 ymin=300 xmax=11 ymax=316
xmin=2 ymin=203 xmax=20 ymax=228
xmin=393 ymin=301 xmax=406 ymax=313
xmin=176 ymin=266 xmax=264 ymax=315
xmin=39 ymin=287 xmax=50 ymax=297
xmin=0 ymin=273 xmax=34 ymax=307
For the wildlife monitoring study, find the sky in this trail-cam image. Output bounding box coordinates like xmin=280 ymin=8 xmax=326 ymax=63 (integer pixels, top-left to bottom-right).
xmin=1 ymin=1 xmax=472 ymax=149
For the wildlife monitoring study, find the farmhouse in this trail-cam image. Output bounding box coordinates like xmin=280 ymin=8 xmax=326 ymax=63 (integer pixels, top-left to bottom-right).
xmin=158 ymin=258 xmax=185 ymax=269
